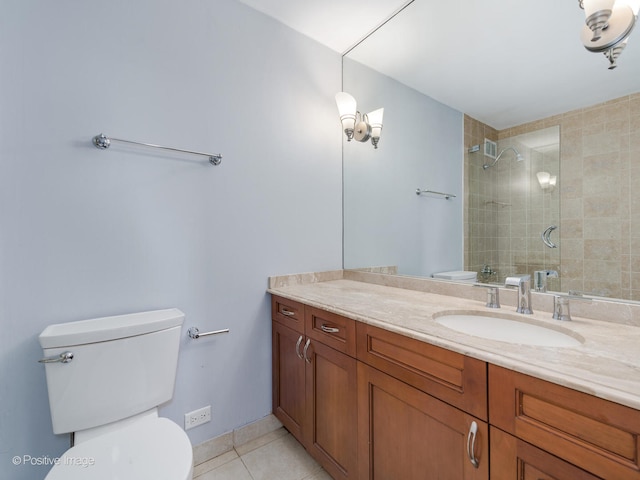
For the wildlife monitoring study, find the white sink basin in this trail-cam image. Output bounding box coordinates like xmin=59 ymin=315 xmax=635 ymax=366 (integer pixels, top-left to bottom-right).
xmin=435 ymin=313 xmax=583 ymax=347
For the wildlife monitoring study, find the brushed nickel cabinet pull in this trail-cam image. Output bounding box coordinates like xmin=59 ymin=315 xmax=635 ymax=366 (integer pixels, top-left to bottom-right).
xmin=280 ymin=309 xmax=295 ymax=317
xmin=466 ymin=421 xmax=479 ymax=468
xmin=320 ymin=324 xmax=340 ymax=334
xmin=295 ymin=335 xmax=304 ymax=360
xmin=303 ymin=338 xmax=312 ymax=364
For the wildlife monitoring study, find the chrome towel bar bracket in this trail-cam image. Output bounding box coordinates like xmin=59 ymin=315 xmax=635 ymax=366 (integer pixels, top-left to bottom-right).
xmin=92 ymin=133 xmax=222 ymax=165
xmin=188 ymin=327 xmax=230 ymax=339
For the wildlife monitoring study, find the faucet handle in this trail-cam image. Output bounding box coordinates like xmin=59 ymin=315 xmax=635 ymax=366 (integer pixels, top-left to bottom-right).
xmin=486 ymin=287 xmax=500 ymax=309
xmin=553 ymin=295 xmax=571 ymax=321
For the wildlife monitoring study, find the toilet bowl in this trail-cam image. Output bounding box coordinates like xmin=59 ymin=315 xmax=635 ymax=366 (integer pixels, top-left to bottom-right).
xmin=45 ymin=410 xmax=192 ymax=480
xmin=39 ymin=309 xmax=193 ymax=479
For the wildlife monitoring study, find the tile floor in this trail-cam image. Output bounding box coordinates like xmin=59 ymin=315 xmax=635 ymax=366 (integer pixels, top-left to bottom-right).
xmin=193 ymin=427 xmax=332 ymax=480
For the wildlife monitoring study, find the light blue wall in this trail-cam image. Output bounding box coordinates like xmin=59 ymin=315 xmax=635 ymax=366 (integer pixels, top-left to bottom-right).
xmin=0 ymin=1 xmax=342 ymax=477
xmin=343 ymin=58 xmax=464 ymax=277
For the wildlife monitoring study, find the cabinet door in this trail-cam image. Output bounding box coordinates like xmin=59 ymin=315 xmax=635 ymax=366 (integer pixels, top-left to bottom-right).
xmin=358 ymin=363 xmax=488 ymax=480
xmin=489 ymin=365 xmax=640 ymax=479
xmin=305 ymin=339 xmax=358 ymax=480
xmin=490 ymin=427 xmax=601 ymax=480
xmin=272 ymin=321 xmax=306 ymax=441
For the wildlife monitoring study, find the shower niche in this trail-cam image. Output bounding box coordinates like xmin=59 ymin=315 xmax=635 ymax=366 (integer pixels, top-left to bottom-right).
xmin=465 ymin=124 xmax=560 ymax=289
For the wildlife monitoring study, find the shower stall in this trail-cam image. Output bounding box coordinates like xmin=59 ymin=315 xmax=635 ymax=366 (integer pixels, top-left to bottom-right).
xmin=465 ymin=125 xmax=560 ymax=289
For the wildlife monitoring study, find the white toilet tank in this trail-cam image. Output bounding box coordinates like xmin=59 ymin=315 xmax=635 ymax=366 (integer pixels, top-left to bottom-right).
xmin=39 ymin=309 xmax=185 ymax=435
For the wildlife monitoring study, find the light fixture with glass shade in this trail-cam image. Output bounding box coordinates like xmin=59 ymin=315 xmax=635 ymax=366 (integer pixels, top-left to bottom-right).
xmin=335 ymin=92 xmax=384 ymax=149
xmin=578 ymin=0 xmax=638 ymax=69
xmin=537 ymin=171 xmax=557 ymax=191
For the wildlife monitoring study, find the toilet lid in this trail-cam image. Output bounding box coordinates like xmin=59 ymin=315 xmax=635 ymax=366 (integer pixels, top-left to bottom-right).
xmin=45 ymin=417 xmax=192 ymax=480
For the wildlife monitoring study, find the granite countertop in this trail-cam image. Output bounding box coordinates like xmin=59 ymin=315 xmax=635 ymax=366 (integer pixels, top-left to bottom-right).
xmin=268 ymin=274 xmax=640 ymax=411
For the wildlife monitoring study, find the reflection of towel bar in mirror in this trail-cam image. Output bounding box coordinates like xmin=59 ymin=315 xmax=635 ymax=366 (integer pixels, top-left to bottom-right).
xmin=416 ymin=188 xmax=456 ymax=200
xmin=485 ymin=200 xmax=511 ymax=207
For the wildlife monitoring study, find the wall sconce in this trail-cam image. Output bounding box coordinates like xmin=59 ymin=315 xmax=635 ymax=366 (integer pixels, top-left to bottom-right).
xmin=578 ymin=0 xmax=638 ymax=69
xmin=537 ymin=171 xmax=557 ymax=191
xmin=335 ymin=92 xmax=384 ymax=149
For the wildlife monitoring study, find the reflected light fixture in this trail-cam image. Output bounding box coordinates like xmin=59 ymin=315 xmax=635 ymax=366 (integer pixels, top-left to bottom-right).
xmin=335 ymin=92 xmax=384 ymax=149
xmin=537 ymin=171 xmax=557 ymax=191
xmin=578 ymin=0 xmax=639 ymax=69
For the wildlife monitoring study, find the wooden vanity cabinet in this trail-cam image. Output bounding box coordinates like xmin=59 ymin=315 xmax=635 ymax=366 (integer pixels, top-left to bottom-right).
xmin=272 ymin=319 xmax=306 ymax=440
xmin=490 ymin=427 xmax=600 ymax=480
xmin=357 ymin=363 xmax=489 ymax=480
xmin=356 ymin=323 xmax=488 ymax=420
xmin=272 ymin=296 xmax=358 ymax=480
xmin=272 ymin=295 xmax=305 ymax=330
xmin=356 ymin=323 xmax=489 ymax=480
xmin=272 ymin=296 xmax=307 ymax=439
xmin=273 ymin=295 xmax=640 ymax=480
xmin=489 ymin=364 xmax=640 ymax=479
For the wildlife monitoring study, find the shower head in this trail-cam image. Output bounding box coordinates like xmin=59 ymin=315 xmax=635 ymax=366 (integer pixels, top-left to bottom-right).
xmin=483 ymin=147 xmax=523 ymax=169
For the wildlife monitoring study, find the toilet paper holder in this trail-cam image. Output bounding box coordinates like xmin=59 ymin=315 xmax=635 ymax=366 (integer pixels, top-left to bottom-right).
xmin=188 ymin=327 xmax=230 ymax=339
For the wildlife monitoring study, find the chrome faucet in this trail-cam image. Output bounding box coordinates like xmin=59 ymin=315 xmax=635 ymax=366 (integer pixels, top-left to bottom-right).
xmin=505 ymin=274 xmax=533 ymax=314
xmin=534 ymin=270 xmax=559 ymax=292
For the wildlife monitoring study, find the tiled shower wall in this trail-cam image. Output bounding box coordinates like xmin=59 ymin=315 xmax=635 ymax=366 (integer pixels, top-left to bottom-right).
xmin=464 ymin=117 xmax=499 ymax=279
xmin=464 ymin=120 xmax=560 ymax=287
xmin=465 ymin=93 xmax=640 ymax=300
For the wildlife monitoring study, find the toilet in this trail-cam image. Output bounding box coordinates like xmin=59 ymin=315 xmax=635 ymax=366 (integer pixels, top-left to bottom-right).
xmin=432 ymin=270 xmax=478 ymax=283
xmin=38 ymin=309 xmax=193 ymax=479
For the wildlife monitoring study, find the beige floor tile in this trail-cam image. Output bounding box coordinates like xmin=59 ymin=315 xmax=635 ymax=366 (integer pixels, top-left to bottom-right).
xmin=193 ymin=431 xmax=233 ymax=466
xmin=303 ymin=468 xmax=333 ymax=480
xmin=233 ymin=414 xmax=283 ymax=447
xmin=195 ymin=457 xmax=253 ymax=480
xmin=193 ymin=450 xmax=239 ymax=478
xmin=235 ymin=426 xmax=289 ymax=456
xmin=241 ymin=434 xmax=322 ymax=480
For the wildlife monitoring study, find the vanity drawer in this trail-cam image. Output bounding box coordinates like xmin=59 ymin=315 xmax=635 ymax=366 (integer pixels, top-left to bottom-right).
xmin=356 ymin=323 xmax=487 ymax=420
xmin=272 ymin=296 xmax=305 ymax=333
xmin=305 ymin=306 xmax=356 ymax=357
xmin=489 ymin=364 xmax=640 ymax=479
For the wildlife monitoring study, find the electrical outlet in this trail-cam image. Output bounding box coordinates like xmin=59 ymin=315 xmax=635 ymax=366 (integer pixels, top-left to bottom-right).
xmin=184 ymin=405 xmax=211 ymax=430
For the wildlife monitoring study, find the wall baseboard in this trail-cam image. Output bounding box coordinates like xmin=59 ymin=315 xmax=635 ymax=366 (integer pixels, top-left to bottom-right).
xmin=192 ymin=414 xmax=283 ymax=466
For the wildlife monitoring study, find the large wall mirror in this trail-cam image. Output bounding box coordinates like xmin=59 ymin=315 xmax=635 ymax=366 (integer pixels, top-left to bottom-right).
xmin=343 ymin=0 xmax=640 ymax=302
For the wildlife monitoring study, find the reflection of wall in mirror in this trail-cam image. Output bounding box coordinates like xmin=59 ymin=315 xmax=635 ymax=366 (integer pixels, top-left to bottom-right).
xmin=343 ymin=58 xmax=463 ymax=278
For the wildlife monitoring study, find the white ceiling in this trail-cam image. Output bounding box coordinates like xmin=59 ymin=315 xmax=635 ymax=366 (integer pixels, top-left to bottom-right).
xmin=235 ymin=0 xmax=410 ymax=53
xmin=238 ymin=0 xmax=640 ymax=129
